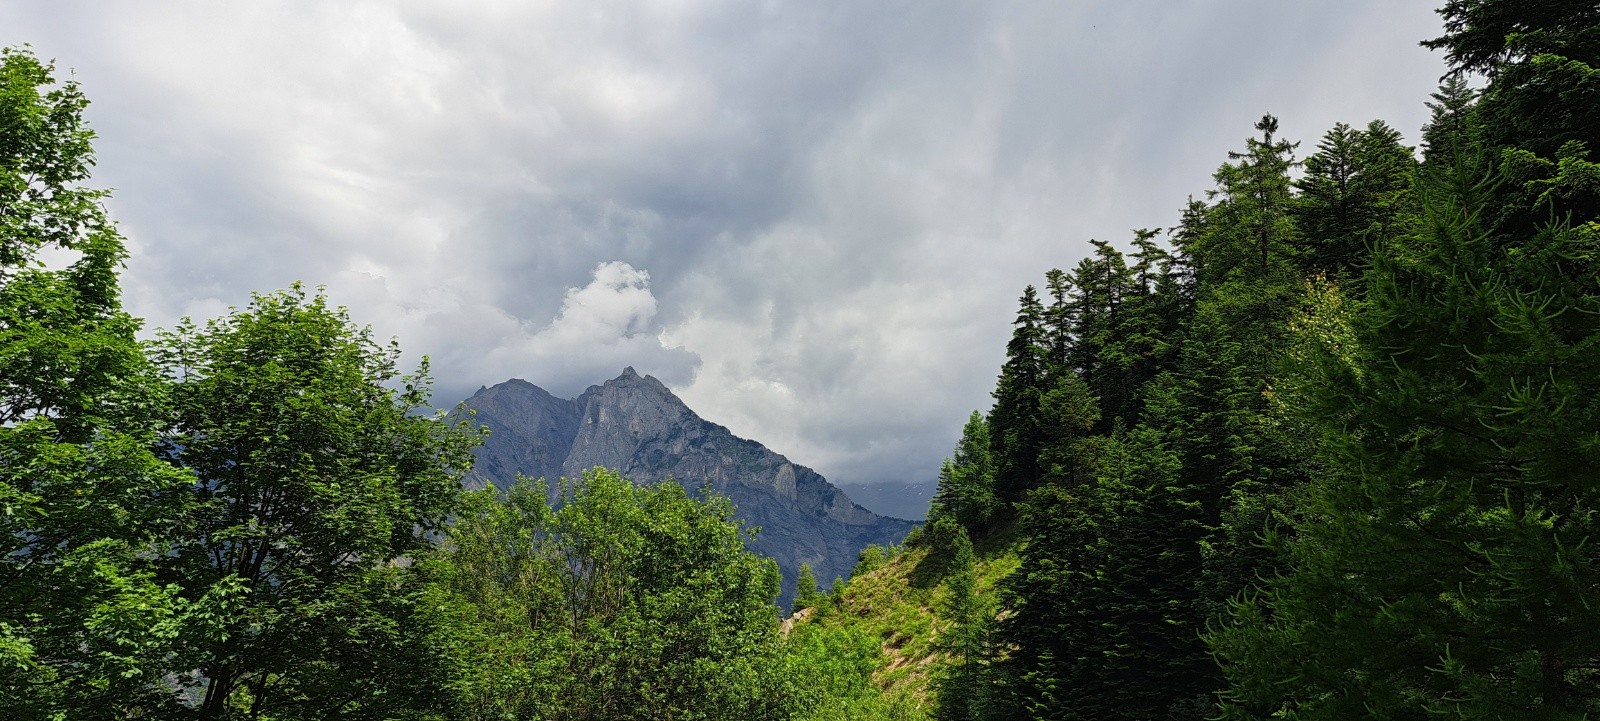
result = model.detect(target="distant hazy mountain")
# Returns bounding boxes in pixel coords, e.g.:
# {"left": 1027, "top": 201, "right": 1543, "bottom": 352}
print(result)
{"left": 459, "top": 368, "right": 919, "bottom": 606}
{"left": 837, "top": 480, "right": 936, "bottom": 522}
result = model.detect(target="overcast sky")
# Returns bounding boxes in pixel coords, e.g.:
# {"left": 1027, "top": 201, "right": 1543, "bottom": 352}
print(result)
{"left": 5, "top": 1, "right": 1447, "bottom": 488}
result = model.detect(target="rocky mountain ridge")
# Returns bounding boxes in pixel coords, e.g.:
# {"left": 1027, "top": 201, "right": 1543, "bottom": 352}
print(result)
{"left": 460, "top": 368, "right": 919, "bottom": 606}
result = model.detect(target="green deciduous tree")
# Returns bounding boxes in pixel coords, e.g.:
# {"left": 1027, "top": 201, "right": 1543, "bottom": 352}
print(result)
{"left": 151, "top": 285, "right": 480, "bottom": 719}
{"left": 0, "top": 46, "right": 206, "bottom": 719}
{"left": 782, "top": 622, "right": 920, "bottom": 721}
{"left": 429, "top": 469, "right": 792, "bottom": 721}
{"left": 794, "top": 562, "right": 823, "bottom": 614}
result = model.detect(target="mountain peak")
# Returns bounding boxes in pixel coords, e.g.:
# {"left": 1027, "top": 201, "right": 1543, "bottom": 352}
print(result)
{"left": 596, "top": 366, "right": 676, "bottom": 404}
{"left": 460, "top": 373, "right": 918, "bottom": 607}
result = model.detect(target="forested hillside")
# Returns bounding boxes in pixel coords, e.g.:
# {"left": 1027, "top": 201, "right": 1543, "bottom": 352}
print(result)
{"left": 3, "top": 0, "right": 1599, "bottom": 718}
{"left": 828, "top": 1, "right": 1600, "bottom": 718}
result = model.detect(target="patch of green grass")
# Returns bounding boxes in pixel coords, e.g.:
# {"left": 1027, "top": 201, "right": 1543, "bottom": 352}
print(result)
{"left": 788, "top": 528, "right": 1022, "bottom": 717}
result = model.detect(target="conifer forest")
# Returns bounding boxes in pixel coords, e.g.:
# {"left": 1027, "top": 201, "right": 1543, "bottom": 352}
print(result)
{"left": 3, "top": 1, "right": 1599, "bottom": 718}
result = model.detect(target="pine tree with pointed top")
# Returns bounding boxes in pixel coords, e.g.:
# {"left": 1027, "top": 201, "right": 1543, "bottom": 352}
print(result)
{"left": 930, "top": 411, "right": 999, "bottom": 533}
{"left": 1293, "top": 120, "right": 1418, "bottom": 283}
{"left": 1420, "top": 75, "right": 1481, "bottom": 170}
{"left": 990, "top": 286, "right": 1049, "bottom": 502}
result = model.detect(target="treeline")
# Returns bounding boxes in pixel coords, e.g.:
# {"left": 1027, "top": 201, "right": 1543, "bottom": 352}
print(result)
{"left": 926, "top": 1, "right": 1600, "bottom": 719}
{"left": 0, "top": 47, "right": 890, "bottom": 721}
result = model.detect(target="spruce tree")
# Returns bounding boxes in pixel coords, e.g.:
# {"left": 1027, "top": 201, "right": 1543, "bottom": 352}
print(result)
{"left": 981, "top": 117, "right": 1313, "bottom": 721}
{"left": 989, "top": 286, "right": 1048, "bottom": 502}
{"left": 930, "top": 411, "right": 1000, "bottom": 533}
{"left": 1203, "top": 115, "right": 1300, "bottom": 288}
{"left": 1067, "top": 240, "right": 1140, "bottom": 430}
{"left": 1212, "top": 150, "right": 1600, "bottom": 721}
{"left": 990, "top": 427, "right": 1217, "bottom": 721}
{"left": 933, "top": 526, "right": 983, "bottom": 721}
{"left": 1293, "top": 120, "right": 1418, "bottom": 283}
{"left": 1214, "top": 4, "right": 1600, "bottom": 714}
{"left": 1428, "top": 0, "right": 1600, "bottom": 229}
{"left": 1420, "top": 76, "right": 1481, "bottom": 170}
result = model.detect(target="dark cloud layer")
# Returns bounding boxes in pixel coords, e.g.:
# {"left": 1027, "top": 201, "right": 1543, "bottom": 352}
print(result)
{"left": 3, "top": 1, "right": 1446, "bottom": 485}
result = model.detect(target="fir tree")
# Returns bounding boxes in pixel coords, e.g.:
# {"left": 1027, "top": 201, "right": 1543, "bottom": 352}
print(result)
{"left": 933, "top": 526, "right": 983, "bottom": 721}
{"left": 1293, "top": 120, "right": 1418, "bottom": 283}
{"left": 1212, "top": 150, "right": 1600, "bottom": 721}
{"left": 989, "top": 286, "right": 1049, "bottom": 502}
{"left": 1420, "top": 75, "right": 1481, "bottom": 170}
{"left": 930, "top": 411, "right": 1000, "bottom": 533}
{"left": 1429, "top": 0, "right": 1600, "bottom": 229}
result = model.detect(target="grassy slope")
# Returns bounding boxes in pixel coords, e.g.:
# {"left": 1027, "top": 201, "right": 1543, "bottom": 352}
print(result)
{"left": 788, "top": 529, "right": 1022, "bottom": 718}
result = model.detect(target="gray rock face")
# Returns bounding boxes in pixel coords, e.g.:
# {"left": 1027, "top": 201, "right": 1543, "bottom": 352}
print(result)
{"left": 461, "top": 379, "right": 580, "bottom": 490}
{"left": 460, "top": 368, "right": 918, "bottom": 607}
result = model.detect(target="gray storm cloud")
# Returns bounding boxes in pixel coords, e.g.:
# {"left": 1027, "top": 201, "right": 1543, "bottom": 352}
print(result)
{"left": 3, "top": 0, "right": 1448, "bottom": 485}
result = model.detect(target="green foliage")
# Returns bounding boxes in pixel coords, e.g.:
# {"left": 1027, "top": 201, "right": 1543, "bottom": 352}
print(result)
{"left": 13, "top": 4, "right": 1600, "bottom": 717}
{"left": 931, "top": 526, "right": 982, "bottom": 721}
{"left": 1424, "top": 0, "right": 1600, "bottom": 79}
{"left": 1035, "top": 372, "right": 1101, "bottom": 487}
{"left": 988, "top": 286, "right": 1048, "bottom": 502}
{"left": 1192, "top": 114, "right": 1301, "bottom": 297}
{"left": 971, "top": 113, "right": 1325, "bottom": 721}
{"left": 794, "top": 562, "right": 823, "bottom": 614}
{"left": 786, "top": 522, "right": 1022, "bottom": 721}
{"left": 1294, "top": 120, "right": 1418, "bottom": 282}
{"left": 1429, "top": 0, "right": 1600, "bottom": 231}
{"left": 1063, "top": 236, "right": 1177, "bottom": 429}
{"left": 0, "top": 46, "right": 203, "bottom": 719}
{"left": 783, "top": 623, "right": 924, "bottom": 721}
{"left": 928, "top": 411, "right": 999, "bottom": 532}
{"left": 853, "top": 544, "right": 899, "bottom": 579}
{"left": 151, "top": 285, "right": 480, "bottom": 719}
{"left": 986, "top": 429, "right": 1219, "bottom": 721}
{"left": 1210, "top": 5, "right": 1600, "bottom": 717}
{"left": 1421, "top": 76, "right": 1482, "bottom": 170}
{"left": 428, "top": 469, "right": 791, "bottom": 721}
{"left": 1212, "top": 157, "right": 1600, "bottom": 721}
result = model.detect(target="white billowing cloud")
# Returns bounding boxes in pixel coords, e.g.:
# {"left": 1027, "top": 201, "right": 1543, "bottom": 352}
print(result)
{"left": 1, "top": 0, "right": 1450, "bottom": 488}
{"left": 324, "top": 259, "right": 696, "bottom": 400}
{"left": 479, "top": 260, "right": 697, "bottom": 395}
{"left": 542, "top": 261, "right": 659, "bottom": 343}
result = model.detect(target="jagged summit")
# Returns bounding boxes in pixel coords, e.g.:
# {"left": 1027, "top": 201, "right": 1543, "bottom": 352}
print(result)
{"left": 460, "top": 369, "right": 917, "bottom": 605}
